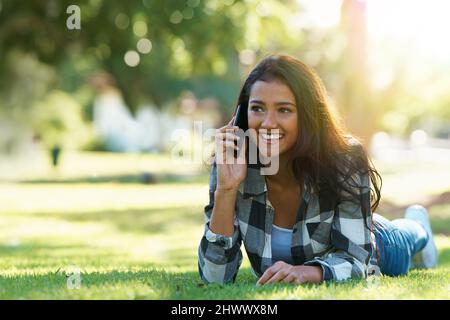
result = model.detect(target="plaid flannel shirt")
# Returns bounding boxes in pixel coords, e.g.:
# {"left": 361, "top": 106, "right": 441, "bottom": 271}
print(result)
{"left": 198, "top": 149, "right": 376, "bottom": 284}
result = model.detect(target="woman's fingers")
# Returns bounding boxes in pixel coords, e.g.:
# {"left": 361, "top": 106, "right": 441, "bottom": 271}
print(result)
{"left": 217, "top": 117, "right": 236, "bottom": 133}
{"left": 218, "top": 116, "right": 239, "bottom": 133}
{"left": 215, "top": 132, "right": 240, "bottom": 142}
{"left": 264, "top": 269, "right": 289, "bottom": 285}
{"left": 217, "top": 126, "right": 239, "bottom": 135}
{"left": 218, "top": 140, "right": 239, "bottom": 150}
{"left": 282, "top": 273, "right": 296, "bottom": 284}
{"left": 216, "top": 135, "right": 238, "bottom": 164}
{"left": 215, "top": 118, "right": 245, "bottom": 164}
{"left": 236, "top": 135, "right": 246, "bottom": 163}
{"left": 256, "top": 263, "right": 284, "bottom": 286}
{"left": 257, "top": 262, "right": 298, "bottom": 286}
{"left": 215, "top": 128, "right": 241, "bottom": 152}
{"left": 215, "top": 132, "right": 240, "bottom": 151}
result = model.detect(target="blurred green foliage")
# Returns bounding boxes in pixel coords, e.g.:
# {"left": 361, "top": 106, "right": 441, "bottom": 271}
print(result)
{"left": 31, "top": 91, "right": 94, "bottom": 150}
{"left": 0, "top": 0, "right": 306, "bottom": 111}
{"left": 0, "top": 0, "right": 310, "bottom": 151}
{"left": 0, "top": 0, "right": 449, "bottom": 152}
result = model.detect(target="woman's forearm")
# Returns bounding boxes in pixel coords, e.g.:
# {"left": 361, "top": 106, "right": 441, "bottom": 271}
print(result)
{"left": 209, "top": 188, "right": 238, "bottom": 237}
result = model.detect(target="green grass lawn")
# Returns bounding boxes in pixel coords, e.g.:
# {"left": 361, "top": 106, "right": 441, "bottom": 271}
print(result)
{"left": 0, "top": 152, "right": 450, "bottom": 299}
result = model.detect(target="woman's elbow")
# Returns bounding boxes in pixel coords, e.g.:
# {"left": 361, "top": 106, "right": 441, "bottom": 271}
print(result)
{"left": 198, "top": 264, "right": 229, "bottom": 284}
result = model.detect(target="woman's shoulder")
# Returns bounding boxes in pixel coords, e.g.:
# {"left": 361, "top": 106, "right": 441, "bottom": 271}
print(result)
{"left": 344, "top": 135, "right": 364, "bottom": 151}
{"left": 335, "top": 135, "right": 369, "bottom": 179}
{"left": 339, "top": 135, "right": 366, "bottom": 160}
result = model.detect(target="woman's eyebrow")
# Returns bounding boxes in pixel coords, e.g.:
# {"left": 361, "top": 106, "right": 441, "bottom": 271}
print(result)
{"left": 249, "top": 99, "right": 296, "bottom": 106}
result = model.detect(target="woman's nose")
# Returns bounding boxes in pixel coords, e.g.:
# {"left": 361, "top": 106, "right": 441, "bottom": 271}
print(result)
{"left": 261, "top": 111, "right": 278, "bottom": 129}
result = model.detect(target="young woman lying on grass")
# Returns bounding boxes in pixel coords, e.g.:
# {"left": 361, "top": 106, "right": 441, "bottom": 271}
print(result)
{"left": 198, "top": 54, "right": 438, "bottom": 285}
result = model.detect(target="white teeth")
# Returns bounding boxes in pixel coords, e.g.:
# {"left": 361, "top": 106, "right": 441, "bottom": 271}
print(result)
{"left": 261, "top": 133, "right": 283, "bottom": 140}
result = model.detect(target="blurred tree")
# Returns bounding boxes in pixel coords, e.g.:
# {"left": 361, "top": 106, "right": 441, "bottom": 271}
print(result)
{"left": 0, "top": 50, "right": 56, "bottom": 152}
{"left": 0, "top": 0, "right": 306, "bottom": 114}
{"left": 334, "top": 0, "right": 450, "bottom": 142}
{"left": 0, "top": 0, "right": 316, "bottom": 154}
{"left": 335, "top": 0, "right": 375, "bottom": 146}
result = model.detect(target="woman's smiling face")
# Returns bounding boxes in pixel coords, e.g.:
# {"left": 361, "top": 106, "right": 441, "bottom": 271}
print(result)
{"left": 247, "top": 80, "right": 299, "bottom": 158}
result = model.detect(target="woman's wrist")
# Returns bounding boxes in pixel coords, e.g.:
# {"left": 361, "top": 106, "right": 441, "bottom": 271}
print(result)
{"left": 215, "top": 186, "right": 239, "bottom": 195}
{"left": 210, "top": 187, "right": 238, "bottom": 238}
{"left": 295, "top": 265, "right": 323, "bottom": 283}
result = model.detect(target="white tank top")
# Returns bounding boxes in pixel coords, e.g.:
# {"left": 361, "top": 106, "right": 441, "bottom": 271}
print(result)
{"left": 271, "top": 224, "right": 294, "bottom": 264}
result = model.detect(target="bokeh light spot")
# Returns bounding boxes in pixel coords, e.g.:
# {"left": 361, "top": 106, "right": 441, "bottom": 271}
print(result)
{"left": 133, "top": 21, "right": 148, "bottom": 37}
{"left": 115, "top": 13, "right": 129, "bottom": 30}
{"left": 137, "top": 38, "right": 152, "bottom": 54}
{"left": 124, "top": 50, "right": 140, "bottom": 67}
{"left": 239, "top": 49, "right": 256, "bottom": 65}
{"left": 170, "top": 11, "right": 183, "bottom": 24}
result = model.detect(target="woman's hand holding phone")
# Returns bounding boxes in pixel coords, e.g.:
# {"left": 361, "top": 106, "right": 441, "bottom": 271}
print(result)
{"left": 215, "top": 116, "right": 247, "bottom": 192}
{"left": 209, "top": 116, "right": 247, "bottom": 237}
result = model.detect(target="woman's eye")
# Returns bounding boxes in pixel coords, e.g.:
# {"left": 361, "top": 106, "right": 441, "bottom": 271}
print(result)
{"left": 279, "top": 108, "right": 292, "bottom": 113}
{"left": 250, "top": 106, "right": 264, "bottom": 112}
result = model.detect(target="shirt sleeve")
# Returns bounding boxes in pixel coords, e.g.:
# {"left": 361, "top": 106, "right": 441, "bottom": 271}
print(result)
{"left": 198, "top": 162, "right": 243, "bottom": 284}
{"left": 304, "top": 168, "right": 373, "bottom": 282}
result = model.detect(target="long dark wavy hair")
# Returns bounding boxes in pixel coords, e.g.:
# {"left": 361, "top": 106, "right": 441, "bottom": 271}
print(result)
{"left": 235, "top": 54, "right": 382, "bottom": 227}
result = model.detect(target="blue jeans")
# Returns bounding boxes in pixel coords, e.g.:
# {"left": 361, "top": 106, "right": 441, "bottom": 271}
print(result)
{"left": 373, "top": 207, "right": 429, "bottom": 276}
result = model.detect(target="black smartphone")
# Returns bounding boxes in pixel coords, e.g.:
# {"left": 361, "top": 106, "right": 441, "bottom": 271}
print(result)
{"left": 232, "top": 103, "right": 248, "bottom": 158}
{"left": 233, "top": 103, "right": 248, "bottom": 131}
